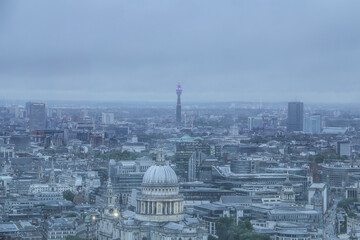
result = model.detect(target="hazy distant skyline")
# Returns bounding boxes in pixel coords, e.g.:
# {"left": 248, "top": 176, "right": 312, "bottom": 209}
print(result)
{"left": 1, "top": 0, "right": 360, "bottom": 103}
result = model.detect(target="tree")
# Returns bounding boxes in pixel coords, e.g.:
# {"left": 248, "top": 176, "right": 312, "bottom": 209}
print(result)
{"left": 65, "top": 213, "right": 78, "bottom": 218}
{"left": 338, "top": 198, "right": 357, "bottom": 221}
{"left": 94, "top": 150, "right": 142, "bottom": 161}
{"left": 63, "top": 190, "right": 75, "bottom": 202}
{"left": 216, "top": 217, "right": 233, "bottom": 240}
{"left": 215, "top": 217, "right": 270, "bottom": 240}
{"left": 338, "top": 198, "right": 357, "bottom": 209}
{"left": 208, "top": 236, "right": 217, "bottom": 240}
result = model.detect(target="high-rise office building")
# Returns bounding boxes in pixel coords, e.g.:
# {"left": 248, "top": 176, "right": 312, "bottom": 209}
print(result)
{"left": 176, "top": 83, "right": 182, "bottom": 123}
{"left": 248, "top": 117, "right": 264, "bottom": 131}
{"left": 337, "top": 141, "right": 351, "bottom": 157}
{"left": 25, "top": 101, "right": 31, "bottom": 118}
{"left": 287, "top": 102, "right": 304, "bottom": 132}
{"left": 102, "top": 113, "right": 115, "bottom": 125}
{"left": 176, "top": 141, "right": 221, "bottom": 181}
{"left": 303, "top": 114, "right": 321, "bottom": 134}
{"left": 188, "top": 150, "right": 207, "bottom": 182}
{"left": 29, "top": 103, "right": 46, "bottom": 131}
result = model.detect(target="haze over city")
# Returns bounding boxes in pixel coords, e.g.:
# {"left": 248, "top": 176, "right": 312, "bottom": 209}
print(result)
{"left": 1, "top": 0, "right": 360, "bottom": 103}
{"left": 2, "top": 2, "right": 360, "bottom": 240}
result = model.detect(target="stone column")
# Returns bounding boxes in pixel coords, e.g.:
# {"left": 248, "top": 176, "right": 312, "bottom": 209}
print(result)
{"left": 158, "top": 202, "right": 162, "bottom": 214}
{"left": 174, "top": 202, "right": 178, "bottom": 214}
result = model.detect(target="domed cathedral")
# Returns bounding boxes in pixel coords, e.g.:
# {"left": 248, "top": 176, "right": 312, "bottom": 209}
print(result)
{"left": 136, "top": 146, "right": 184, "bottom": 222}
{"left": 280, "top": 173, "right": 296, "bottom": 203}
{"left": 118, "top": 144, "right": 208, "bottom": 240}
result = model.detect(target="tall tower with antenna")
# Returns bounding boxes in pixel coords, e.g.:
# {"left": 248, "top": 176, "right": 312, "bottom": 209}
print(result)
{"left": 176, "top": 83, "right": 182, "bottom": 124}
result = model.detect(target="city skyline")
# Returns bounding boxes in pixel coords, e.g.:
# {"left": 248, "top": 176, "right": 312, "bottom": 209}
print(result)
{"left": 1, "top": 1, "right": 360, "bottom": 239}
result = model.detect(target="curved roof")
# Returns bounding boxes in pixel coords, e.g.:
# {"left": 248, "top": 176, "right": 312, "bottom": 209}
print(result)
{"left": 142, "top": 165, "right": 178, "bottom": 186}
{"left": 283, "top": 176, "right": 292, "bottom": 187}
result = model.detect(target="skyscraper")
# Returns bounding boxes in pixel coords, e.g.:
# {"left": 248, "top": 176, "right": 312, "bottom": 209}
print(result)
{"left": 303, "top": 114, "right": 321, "bottom": 134}
{"left": 101, "top": 112, "right": 115, "bottom": 125}
{"left": 176, "top": 83, "right": 182, "bottom": 123}
{"left": 175, "top": 140, "right": 221, "bottom": 181}
{"left": 248, "top": 116, "right": 264, "bottom": 131}
{"left": 29, "top": 103, "right": 46, "bottom": 131}
{"left": 25, "top": 101, "right": 31, "bottom": 118}
{"left": 287, "top": 102, "right": 304, "bottom": 132}
{"left": 337, "top": 141, "right": 351, "bottom": 157}
{"left": 188, "top": 150, "right": 207, "bottom": 182}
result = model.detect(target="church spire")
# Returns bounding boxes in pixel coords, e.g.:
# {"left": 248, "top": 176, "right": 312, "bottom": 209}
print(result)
{"left": 156, "top": 139, "right": 165, "bottom": 165}
{"left": 38, "top": 165, "right": 43, "bottom": 180}
{"left": 284, "top": 170, "right": 292, "bottom": 186}
{"left": 49, "top": 158, "right": 55, "bottom": 184}
{"left": 107, "top": 160, "right": 112, "bottom": 186}
{"left": 105, "top": 160, "right": 115, "bottom": 207}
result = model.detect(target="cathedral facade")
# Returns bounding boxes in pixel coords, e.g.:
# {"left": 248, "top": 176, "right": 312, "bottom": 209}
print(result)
{"left": 97, "top": 147, "right": 208, "bottom": 240}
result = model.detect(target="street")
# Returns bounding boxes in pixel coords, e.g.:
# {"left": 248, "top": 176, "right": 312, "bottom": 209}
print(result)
{"left": 324, "top": 198, "right": 341, "bottom": 240}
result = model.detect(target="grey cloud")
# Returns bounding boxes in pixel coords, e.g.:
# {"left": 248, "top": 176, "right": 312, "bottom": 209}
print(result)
{"left": 0, "top": 0, "right": 360, "bottom": 103}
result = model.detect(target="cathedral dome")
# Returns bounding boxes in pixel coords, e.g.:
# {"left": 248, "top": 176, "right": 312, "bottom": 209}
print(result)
{"left": 136, "top": 144, "right": 184, "bottom": 222}
{"left": 142, "top": 164, "right": 178, "bottom": 186}
{"left": 142, "top": 144, "right": 178, "bottom": 186}
{"left": 283, "top": 174, "right": 292, "bottom": 187}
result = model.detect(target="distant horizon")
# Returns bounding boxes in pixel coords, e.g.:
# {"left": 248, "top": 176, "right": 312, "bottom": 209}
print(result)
{"left": 1, "top": 98, "right": 360, "bottom": 108}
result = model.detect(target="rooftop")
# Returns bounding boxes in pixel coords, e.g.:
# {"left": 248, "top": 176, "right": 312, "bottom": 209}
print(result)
{"left": 0, "top": 222, "right": 19, "bottom": 232}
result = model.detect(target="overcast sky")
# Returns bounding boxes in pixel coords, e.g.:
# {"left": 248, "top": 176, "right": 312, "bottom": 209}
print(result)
{"left": 0, "top": 0, "right": 360, "bottom": 103}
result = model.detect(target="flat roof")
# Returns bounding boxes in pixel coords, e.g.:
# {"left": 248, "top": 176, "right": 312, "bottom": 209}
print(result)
{"left": 309, "top": 183, "right": 326, "bottom": 189}
{"left": 0, "top": 222, "right": 19, "bottom": 232}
